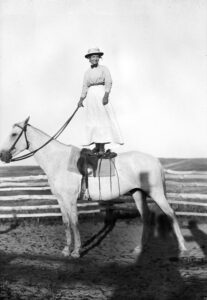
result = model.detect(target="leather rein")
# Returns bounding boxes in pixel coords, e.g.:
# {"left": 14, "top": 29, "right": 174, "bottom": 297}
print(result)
{"left": 11, "top": 107, "right": 80, "bottom": 162}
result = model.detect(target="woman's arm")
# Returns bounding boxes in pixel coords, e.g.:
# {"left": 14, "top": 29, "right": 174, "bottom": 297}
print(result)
{"left": 104, "top": 66, "right": 112, "bottom": 94}
{"left": 78, "top": 72, "right": 89, "bottom": 107}
{"left": 103, "top": 66, "right": 112, "bottom": 105}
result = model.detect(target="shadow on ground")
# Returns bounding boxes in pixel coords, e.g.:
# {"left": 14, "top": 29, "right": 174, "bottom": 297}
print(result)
{"left": 0, "top": 215, "right": 207, "bottom": 299}
{"left": 109, "top": 215, "right": 207, "bottom": 300}
{"left": 187, "top": 220, "right": 207, "bottom": 258}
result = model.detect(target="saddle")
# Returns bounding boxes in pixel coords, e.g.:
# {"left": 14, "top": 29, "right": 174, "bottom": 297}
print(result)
{"left": 77, "top": 148, "right": 117, "bottom": 200}
{"left": 77, "top": 148, "right": 99, "bottom": 178}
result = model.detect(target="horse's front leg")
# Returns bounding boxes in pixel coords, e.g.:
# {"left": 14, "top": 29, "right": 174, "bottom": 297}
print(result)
{"left": 50, "top": 186, "right": 72, "bottom": 256}
{"left": 61, "top": 210, "right": 72, "bottom": 257}
{"left": 61, "top": 190, "right": 81, "bottom": 258}
{"left": 70, "top": 202, "right": 81, "bottom": 258}
{"left": 60, "top": 210, "right": 81, "bottom": 258}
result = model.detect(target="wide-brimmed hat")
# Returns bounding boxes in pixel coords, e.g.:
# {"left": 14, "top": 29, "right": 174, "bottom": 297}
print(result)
{"left": 85, "top": 48, "right": 104, "bottom": 59}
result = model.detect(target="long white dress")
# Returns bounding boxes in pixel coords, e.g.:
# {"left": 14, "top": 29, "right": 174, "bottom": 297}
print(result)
{"left": 81, "top": 65, "right": 124, "bottom": 146}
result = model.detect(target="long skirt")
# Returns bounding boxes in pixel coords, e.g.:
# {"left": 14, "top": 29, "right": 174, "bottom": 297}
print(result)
{"left": 84, "top": 85, "right": 124, "bottom": 146}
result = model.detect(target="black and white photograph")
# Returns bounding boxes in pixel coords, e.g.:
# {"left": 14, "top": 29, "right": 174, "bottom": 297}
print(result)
{"left": 0, "top": 0, "right": 207, "bottom": 299}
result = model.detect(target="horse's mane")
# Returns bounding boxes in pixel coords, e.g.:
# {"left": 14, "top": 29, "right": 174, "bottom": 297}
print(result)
{"left": 29, "top": 124, "right": 71, "bottom": 147}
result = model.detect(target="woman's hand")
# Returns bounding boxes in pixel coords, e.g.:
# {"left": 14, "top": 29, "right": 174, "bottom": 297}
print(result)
{"left": 102, "top": 92, "right": 109, "bottom": 105}
{"left": 78, "top": 98, "right": 84, "bottom": 107}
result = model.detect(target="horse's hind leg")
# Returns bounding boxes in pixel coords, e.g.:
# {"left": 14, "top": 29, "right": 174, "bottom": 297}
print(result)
{"left": 132, "top": 190, "right": 154, "bottom": 252}
{"left": 149, "top": 188, "right": 186, "bottom": 252}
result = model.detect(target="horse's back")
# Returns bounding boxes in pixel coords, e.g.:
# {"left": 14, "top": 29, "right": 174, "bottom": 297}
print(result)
{"left": 116, "top": 150, "right": 164, "bottom": 190}
{"left": 117, "top": 150, "right": 162, "bottom": 171}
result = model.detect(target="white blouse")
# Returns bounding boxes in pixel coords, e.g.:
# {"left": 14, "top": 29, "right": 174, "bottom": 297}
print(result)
{"left": 81, "top": 65, "right": 112, "bottom": 99}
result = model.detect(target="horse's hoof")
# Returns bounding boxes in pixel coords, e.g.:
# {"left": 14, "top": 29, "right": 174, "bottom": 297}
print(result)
{"left": 133, "top": 245, "right": 142, "bottom": 254}
{"left": 62, "top": 247, "right": 70, "bottom": 257}
{"left": 179, "top": 249, "right": 188, "bottom": 257}
{"left": 71, "top": 251, "right": 80, "bottom": 258}
{"left": 178, "top": 245, "right": 188, "bottom": 257}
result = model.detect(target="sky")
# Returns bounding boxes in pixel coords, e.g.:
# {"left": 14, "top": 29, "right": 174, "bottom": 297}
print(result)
{"left": 0, "top": 0, "right": 207, "bottom": 165}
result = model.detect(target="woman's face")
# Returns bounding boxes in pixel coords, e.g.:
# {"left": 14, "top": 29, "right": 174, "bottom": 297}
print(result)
{"left": 89, "top": 54, "right": 100, "bottom": 65}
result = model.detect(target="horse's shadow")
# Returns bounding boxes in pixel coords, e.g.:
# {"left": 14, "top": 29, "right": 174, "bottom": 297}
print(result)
{"left": 0, "top": 218, "right": 20, "bottom": 234}
{"left": 80, "top": 213, "right": 206, "bottom": 299}
{"left": 108, "top": 214, "right": 185, "bottom": 300}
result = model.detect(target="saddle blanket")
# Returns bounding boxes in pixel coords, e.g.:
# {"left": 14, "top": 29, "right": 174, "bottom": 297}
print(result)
{"left": 67, "top": 145, "right": 81, "bottom": 174}
{"left": 67, "top": 146, "right": 116, "bottom": 177}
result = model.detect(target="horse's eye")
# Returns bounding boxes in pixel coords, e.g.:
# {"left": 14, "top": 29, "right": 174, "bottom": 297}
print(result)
{"left": 11, "top": 133, "right": 17, "bottom": 137}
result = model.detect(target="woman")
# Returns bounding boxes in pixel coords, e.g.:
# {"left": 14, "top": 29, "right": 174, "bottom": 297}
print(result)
{"left": 78, "top": 48, "right": 123, "bottom": 155}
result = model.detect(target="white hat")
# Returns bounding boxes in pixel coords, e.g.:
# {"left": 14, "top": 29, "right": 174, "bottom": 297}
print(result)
{"left": 85, "top": 48, "right": 104, "bottom": 59}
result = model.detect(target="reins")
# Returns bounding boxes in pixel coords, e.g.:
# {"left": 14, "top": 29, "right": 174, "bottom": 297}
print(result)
{"left": 11, "top": 106, "right": 80, "bottom": 162}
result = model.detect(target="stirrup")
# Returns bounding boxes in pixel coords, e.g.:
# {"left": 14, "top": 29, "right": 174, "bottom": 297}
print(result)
{"left": 79, "top": 188, "right": 91, "bottom": 201}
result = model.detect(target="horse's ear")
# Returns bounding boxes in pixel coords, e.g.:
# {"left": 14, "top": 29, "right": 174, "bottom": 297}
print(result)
{"left": 25, "top": 116, "right": 30, "bottom": 124}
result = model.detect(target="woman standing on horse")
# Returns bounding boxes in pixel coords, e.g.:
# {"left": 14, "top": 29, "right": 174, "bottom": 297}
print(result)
{"left": 78, "top": 48, "right": 123, "bottom": 155}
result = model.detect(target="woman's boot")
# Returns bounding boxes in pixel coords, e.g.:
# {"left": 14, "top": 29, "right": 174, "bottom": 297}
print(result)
{"left": 92, "top": 143, "right": 100, "bottom": 154}
{"left": 98, "top": 143, "right": 105, "bottom": 155}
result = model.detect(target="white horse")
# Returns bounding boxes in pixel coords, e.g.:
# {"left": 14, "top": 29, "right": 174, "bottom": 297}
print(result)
{"left": 0, "top": 118, "right": 186, "bottom": 257}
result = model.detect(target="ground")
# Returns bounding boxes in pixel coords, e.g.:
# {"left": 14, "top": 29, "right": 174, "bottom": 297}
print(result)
{"left": 0, "top": 160, "right": 207, "bottom": 299}
{"left": 0, "top": 216, "right": 207, "bottom": 300}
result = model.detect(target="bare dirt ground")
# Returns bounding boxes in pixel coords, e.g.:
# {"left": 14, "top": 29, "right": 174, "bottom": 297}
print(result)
{"left": 0, "top": 216, "right": 207, "bottom": 300}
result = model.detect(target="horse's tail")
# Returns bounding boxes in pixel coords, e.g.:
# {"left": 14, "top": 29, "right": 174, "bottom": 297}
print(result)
{"left": 161, "top": 166, "right": 167, "bottom": 197}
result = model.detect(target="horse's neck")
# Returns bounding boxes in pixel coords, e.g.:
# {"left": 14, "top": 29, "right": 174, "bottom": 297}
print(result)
{"left": 27, "top": 125, "right": 69, "bottom": 176}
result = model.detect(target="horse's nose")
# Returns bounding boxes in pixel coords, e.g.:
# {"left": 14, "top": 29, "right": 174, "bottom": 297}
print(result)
{"left": 0, "top": 151, "right": 4, "bottom": 162}
{"left": 0, "top": 151, "right": 12, "bottom": 163}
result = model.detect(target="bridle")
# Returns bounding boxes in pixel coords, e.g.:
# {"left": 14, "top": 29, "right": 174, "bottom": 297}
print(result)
{"left": 9, "top": 117, "right": 30, "bottom": 156}
{"left": 9, "top": 106, "right": 80, "bottom": 162}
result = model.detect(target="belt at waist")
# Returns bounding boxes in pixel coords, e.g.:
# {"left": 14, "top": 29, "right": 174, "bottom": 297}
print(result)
{"left": 89, "top": 82, "right": 104, "bottom": 87}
